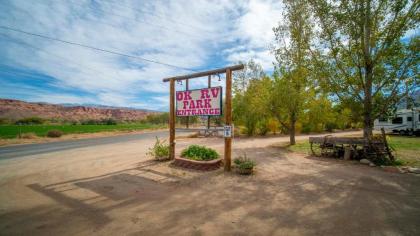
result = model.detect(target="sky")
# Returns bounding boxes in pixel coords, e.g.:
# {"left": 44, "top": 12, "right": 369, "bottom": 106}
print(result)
{"left": 0, "top": 0, "right": 284, "bottom": 111}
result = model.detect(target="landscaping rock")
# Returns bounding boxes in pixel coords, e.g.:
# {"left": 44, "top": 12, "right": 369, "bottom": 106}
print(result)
{"left": 360, "top": 159, "right": 371, "bottom": 165}
{"left": 407, "top": 167, "right": 420, "bottom": 174}
{"left": 381, "top": 166, "right": 403, "bottom": 174}
{"left": 369, "top": 163, "right": 376, "bottom": 167}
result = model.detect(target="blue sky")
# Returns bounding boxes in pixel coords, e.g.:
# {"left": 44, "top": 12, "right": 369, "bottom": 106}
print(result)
{"left": 0, "top": 0, "right": 283, "bottom": 111}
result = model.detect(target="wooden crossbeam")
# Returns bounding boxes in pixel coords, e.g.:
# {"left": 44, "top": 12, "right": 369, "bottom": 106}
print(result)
{"left": 162, "top": 64, "right": 244, "bottom": 82}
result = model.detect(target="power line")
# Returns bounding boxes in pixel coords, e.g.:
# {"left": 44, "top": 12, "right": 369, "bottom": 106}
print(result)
{"left": 0, "top": 25, "right": 198, "bottom": 72}
{"left": 0, "top": 33, "right": 118, "bottom": 78}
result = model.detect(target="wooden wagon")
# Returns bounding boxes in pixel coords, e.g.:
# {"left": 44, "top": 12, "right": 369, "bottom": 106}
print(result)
{"left": 308, "top": 133, "right": 393, "bottom": 161}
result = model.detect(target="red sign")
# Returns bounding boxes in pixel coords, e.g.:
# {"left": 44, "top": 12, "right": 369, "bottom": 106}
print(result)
{"left": 176, "top": 86, "right": 222, "bottom": 116}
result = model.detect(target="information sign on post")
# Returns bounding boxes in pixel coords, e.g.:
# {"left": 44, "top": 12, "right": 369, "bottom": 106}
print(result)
{"left": 224, "top": 125, "right": 232, "bottom": 138}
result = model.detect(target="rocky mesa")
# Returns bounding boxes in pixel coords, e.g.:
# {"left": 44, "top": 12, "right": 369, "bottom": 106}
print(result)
{"left": 0, "top": 99, "right": 158, "bottom": 122}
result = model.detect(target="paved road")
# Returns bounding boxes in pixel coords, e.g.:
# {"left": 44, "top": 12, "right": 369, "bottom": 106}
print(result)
{"left": 0, "top": 130, "right": 170, "bottom": 159}
{"left": 0, "top": 130, "right": 362, "bottom": 160}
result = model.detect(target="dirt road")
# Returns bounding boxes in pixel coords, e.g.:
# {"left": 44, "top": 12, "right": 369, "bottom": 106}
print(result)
{"left": 0, "top": 131, "right": 419, "bottom": 235}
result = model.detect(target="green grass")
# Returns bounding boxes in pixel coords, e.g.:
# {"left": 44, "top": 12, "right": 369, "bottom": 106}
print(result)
{"left": 0, "top": 123, "right": 166, "bottom": 139}
{"left": 277, "top": 136, "right": 420, "bottom": 167}
{"left": 287, "top": 142, "right": 312, "bottom": 154}
{"left": 388, "top": 136, "right": 420, "bottom": 167}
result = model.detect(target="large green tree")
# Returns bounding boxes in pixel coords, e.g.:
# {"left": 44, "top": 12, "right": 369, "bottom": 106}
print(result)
{"left": 309, "top": 0, "right": 419, "bottom": 140}
{"left": 233, "top": 60, "right": 269, "bottom": 135}
{"left": 272, "top": 0, "right": 315, "bottom": 144}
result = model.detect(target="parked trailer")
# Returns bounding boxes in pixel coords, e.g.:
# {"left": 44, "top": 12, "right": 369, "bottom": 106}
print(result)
{"left": 374, "top": 108, "right": 420, "bottom": 135}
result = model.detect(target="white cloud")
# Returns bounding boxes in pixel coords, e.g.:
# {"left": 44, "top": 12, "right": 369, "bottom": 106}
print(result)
{"left": 224, "top": 0, "right": 283, "bottom": 70}
{"left": 0, "top": 0, "right": 283, "bottom": 109}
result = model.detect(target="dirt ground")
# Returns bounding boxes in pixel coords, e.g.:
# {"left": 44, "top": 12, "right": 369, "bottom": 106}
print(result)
{"left": 0, "top": 132, "right": 419, "bottom": 236}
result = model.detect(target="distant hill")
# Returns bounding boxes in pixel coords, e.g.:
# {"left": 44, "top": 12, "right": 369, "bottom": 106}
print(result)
{"left": 0, "top": 99, "right": 159, "bottom": 122}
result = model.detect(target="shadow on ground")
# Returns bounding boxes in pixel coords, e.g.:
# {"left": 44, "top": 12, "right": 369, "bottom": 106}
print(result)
{"left": 1, "top": 147, "right": 419, "bottom": 235}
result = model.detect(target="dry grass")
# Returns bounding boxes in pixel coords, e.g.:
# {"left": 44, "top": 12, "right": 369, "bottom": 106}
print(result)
{"left": 18, "top": 132, "right": 38, "bottom": 139}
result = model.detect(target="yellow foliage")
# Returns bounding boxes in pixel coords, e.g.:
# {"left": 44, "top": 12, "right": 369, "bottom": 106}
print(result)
{"left": 267, "top": 118, "right": 279, "bottom": 134}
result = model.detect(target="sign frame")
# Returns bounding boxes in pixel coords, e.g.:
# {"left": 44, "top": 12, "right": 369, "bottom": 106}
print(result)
{"left": 162, "top": 64, "right": 244, "bottom": 172}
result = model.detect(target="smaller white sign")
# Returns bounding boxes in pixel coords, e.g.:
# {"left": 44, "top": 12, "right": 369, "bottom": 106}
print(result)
{"left": 224, "top": 125, "right": 232, "bottom": 138}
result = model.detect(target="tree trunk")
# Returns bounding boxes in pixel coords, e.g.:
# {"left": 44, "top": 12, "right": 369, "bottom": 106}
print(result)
{"left": 362, "top": 0, "right": 373, "bottom": 142}
{"left": 290, "top": 118, "right": 296, "bottom": 145}
{"left": 363, "top": 68, "right": 373, "bottom": 141}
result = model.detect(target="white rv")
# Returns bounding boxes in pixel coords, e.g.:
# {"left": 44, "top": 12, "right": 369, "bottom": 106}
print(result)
{"left": 374, "top": 108, "right": 420, "bottom": 135}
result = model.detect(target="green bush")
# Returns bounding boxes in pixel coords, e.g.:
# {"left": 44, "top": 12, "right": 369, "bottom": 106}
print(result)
{"left": 102, "top": 118, "right": 117, "bottom": 125}
{"left": 15, "top": 117, "right": 44, "bottom": 125}
{"left": 47, "top": 130, "right": 63, "bottom": 138}
{"left": 234, "top": 154, "right": 256, "bottom": 169}
{"left": 81, "top": 118, "right": 118, "bottom": 125}
{"left": 147, "top": 137, "right": 170, "bottom": 160}
{"left": 181, "top": 145, "right": 219, "bottom": 161}
{"left": 257, "top": 119, "right": 269, "bottom": 135}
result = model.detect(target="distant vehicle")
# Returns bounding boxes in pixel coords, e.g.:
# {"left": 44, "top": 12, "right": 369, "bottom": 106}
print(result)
{"left": 374, "top": 108, "right": 420, "bottom": 136}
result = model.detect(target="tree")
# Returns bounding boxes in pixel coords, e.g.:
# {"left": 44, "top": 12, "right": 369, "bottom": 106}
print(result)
{"left": 309, "top": 0, "right": 419, "bottom": 140}
{"left": 233, "top": 60, "right": 269, "bottom": 135}
{"left": 272, "top": 0, "right": 315, "bottom": 144}
{"left": 233, "top": 59, "right": 265, "bottom": 94}
{"left": 303, "top": 94, "right": 335, "bottom": 132}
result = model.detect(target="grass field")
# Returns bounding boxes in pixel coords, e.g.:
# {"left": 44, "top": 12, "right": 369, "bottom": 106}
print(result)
{"left": 0, "top": 123, "right": 166, "bottom": 139}
{"left": 277, "top": 136, "right": 420, "bottom": 167}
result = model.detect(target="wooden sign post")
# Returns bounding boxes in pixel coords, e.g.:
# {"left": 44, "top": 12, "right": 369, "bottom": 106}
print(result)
{"left": 169, "top": 79, "right": 175, "bottom": 160}
{"left": 224, "top": 68, "right": 232, "bottom": 171}
{"left": 163, "top": 64, "right": 244, "bottom": 171}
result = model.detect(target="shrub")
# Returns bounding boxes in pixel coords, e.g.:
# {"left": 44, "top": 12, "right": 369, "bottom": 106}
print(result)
{"left": 47, "top": 130, "right": 63, "bottom": 138}
{"left": 325, "top": 122, "right": 336, "bottom": 132}
{"left": 19, "top": 132, "right": 38, "bottom": 139}
{"left": 81, "top": 118, "right": 118, "bottom": 125}
{"left": 267, "top": 118, "right": 279, "bottom": 134}
{"left": 81, "top": 119, "right": 99, "bottom": 125}
{"left": 102, "top": 118, "right": 117, "bottom": 125}
{"left": 0, "top": 117, "right": 10, "bottom": 125}
{"left": 15, "top": 117, "right": 44, "bottom": 125}
{"left": 234, "top": 154, "right": 256, "bottom": 169}
{"left": 257, "top": 119, "right": 269, "bottom": 135}
{"left": 181, "top": 145, "right": 219, "bottom": 161}
{"left": 147, "top": 137, "right": 170, "bottom": 160}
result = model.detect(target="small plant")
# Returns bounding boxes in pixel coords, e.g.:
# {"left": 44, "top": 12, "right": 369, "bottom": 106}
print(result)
{"left": 47, "top": 130, "right": 63, "bottom": 138}
{"left": 234, "top": 154, "right": 256, "bottom": 175}
{"left": 181, "top": 145, "right": 219, "bottom": 161}
{"left": 147, "top": 137, "right": 170, "bottom": 161}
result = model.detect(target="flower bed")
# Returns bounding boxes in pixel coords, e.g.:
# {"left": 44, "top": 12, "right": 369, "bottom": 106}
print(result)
{"left": 173, "top": 156, "right": 222, "bottom": 171}
{"left": 173, "top": 145, "right": 222, "bottom": 171}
